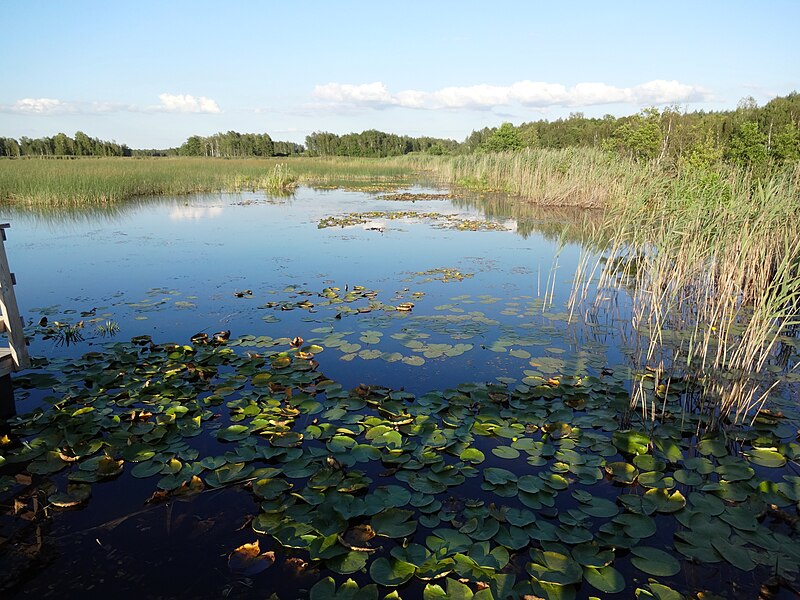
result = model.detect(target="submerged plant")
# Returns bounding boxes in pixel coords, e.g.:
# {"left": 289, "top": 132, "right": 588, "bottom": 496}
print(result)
{"left": 95, "top": 320, "right": 120, "bottom": 337}
{"left": 40, "top": 320, "right": 85, "bottom": 347}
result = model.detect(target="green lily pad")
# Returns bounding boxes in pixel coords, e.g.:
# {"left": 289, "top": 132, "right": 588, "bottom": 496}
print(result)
{"left": 492, "top": 446, "right": 520, "bottom": 459}
{"left": 217, "top": 424, "right": 250, "bottom": 442}
{"left": 710, "top": 537, "right": 756, "bottom": 571}
{"left": 459, "top": 447, "right": 485, "bottom": 464}
{"left": 369, "top": 557, "right": 416, "bottom": 586}
{"left": 528, "top": 551, "right": 583, "bottom": 585}
{"left": 744, "top": 447, "right": 786, "bottom": 468}
{"left": 582, "top": 565, "right": 625, "bottom": 593}
{"left": 612, "top": 430, "right": 650, "bottom": 455}
{"left": 327, "top": 551, "right": 370, "bottom": 575}
{"left": 630, "top": 546, "right": 681, "bottom": 576}
{"left": 310, "top": 577, "right": 377, "bottom": 600}
{"left": 372, "top": 508, "right": 417, "bottom": 538}
{"left": 605, "top": 461, "right": 638, "bottom": 484}
{"left": 571, "top": 543, "right": 614, "bottom": 568}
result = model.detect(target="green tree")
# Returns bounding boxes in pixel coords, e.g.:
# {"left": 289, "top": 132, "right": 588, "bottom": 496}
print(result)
{"left": 771, "top": 123, "right": 800, "bottom": 163}
{"left": 480, "top": 123, "right": 523, "bottom": 152}
{"left": 53, "top": 132, "right": 75, "bottom": 156}
{"left": 605, "top": 108, "right": 663, "bottom": 161}
{"left": 727, "top": 121, "right": 768, "bottom": 166}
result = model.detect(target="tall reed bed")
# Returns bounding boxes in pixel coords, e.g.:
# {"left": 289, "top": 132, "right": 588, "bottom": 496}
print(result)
{"left": 572, "top": 164, "right": 800, "bottom": 429}
{"left": 404, "top": 148, "right": 652, "bottom": 209}
{"left": 0, "top": 157, "right": 412, "bottom": 207}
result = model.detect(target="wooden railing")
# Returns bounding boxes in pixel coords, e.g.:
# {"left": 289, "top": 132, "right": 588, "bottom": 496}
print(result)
{"left": 0, "top": 224, "right": 28, "bottom": 417}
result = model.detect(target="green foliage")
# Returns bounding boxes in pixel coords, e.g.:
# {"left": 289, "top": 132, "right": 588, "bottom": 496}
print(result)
{"left": 678, "top": 130, "right": 724, "bottom": 174}
{"left": 771, "top": 123, "right": 800, "bottom": 163}
{"left": 178, "top": 130, "right": 276, "bottom": 158}
{"left": 480, "top": 123, "right": 524, "bottom": 152}
{"left": 0, "top": 131, "right": 130, "bottom": 157}
{"left": 604, "top": 108, "right": 664, "bottom": 161}
{"left": 726, "top": 121, "right": 768, "bottom": 166}
{"left": 305, "top": 129, "right": 458, "bottom": 157}
{"left": 462, "top": 92, "right": 800, "bottom": 170}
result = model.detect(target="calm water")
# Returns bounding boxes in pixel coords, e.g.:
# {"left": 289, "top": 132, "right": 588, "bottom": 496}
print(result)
{"left": 1, "top": 187, "right": 796, "bottom": 600}
{"left": 4, "top": 187, "right": 618, "bottom": 393}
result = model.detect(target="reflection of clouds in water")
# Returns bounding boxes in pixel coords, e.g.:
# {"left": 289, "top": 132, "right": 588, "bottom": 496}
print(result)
{"left": 169, "top": 205, "right": 224, "bottom": 221}
{"left": 362, "top": 220, "right": 386, "bottom": 231}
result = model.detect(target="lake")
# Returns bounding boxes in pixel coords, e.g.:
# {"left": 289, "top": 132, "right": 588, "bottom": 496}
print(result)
{"left": 0, "top": 186, "right": 797, "bottom": 599}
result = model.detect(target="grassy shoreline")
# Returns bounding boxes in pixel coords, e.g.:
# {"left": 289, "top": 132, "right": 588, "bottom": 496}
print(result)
{"left": 0, "top": 156, "right": 413, "bottom": 207}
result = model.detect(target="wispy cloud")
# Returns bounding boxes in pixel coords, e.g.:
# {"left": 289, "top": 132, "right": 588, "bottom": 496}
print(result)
{"left": 313, "top": 79, "right": 712, "bottom": 111}
{"left": 0, "top": 93, "right": 222, "bottom": 115}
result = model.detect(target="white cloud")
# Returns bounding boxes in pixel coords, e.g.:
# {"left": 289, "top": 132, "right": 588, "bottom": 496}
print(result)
{"left": 312, "top": 82, "right": 394, "bottom": 106}
{"left": 9, "top": 98, "right": 68, "bottom": 114}
{"left": 0, "top": 94, "right": 222, "bottom": 115}
{"left": 432, "top": 84, "right": 511, "bottom": 109}
{"left": 629, "top": 80, "right": 703, "bottom": 104}
{"left": 312, "top": 79, "right": 711, "bottom": 111}
{"left": 156, "top": 93, "right": 221, "bottom": 114}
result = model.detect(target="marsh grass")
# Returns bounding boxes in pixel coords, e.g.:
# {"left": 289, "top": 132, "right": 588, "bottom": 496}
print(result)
{"left": 0, "top": 156, "right": 411, "bottom": 207}
{"left": 403, "top": 147, "right": 653, "bottom": 209}
{"left": 572, "top": 164, "right": 800, "bottom": 429}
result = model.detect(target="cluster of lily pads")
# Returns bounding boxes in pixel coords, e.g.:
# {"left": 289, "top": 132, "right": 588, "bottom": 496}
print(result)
{"left": 242, "top": 284, "right": 603, "bottom": 376}
{"left": 2, "top": 335, "right": 799, "bottom": 599}
{"left": 317, "top": 211, "right": 508, "bottom": 232}
{"left": 378, "top": 193, "right": 456, "bottom": 202}
{"left": 405, "top": 268, "right": 474, "bottom": 284}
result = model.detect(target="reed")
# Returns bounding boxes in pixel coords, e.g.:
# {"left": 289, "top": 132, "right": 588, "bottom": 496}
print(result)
{"left": 0, "top": 156, "right": 412, "bottom": 207}
{"left": 402, "top": 147, "right": 654, "bottom": 209}
{"left": 572, "top": 163, "right": 800, "bottom": 429}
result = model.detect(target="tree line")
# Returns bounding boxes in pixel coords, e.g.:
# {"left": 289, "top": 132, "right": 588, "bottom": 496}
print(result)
{"left": 304, "top": 129, "right": 460, "bottom": 157}
{"left": 0, "top": 131, "right": 131, "bottom": 157}
{"left": 0, "top": 130, "right": 303, "bottom": 159}
{"left": 174, "top": 131, "right": 303, "bottom": 158}
{"left": 463, "top": 93, "right": 800, "bottom": 170}
{"left": 2, "top": 92, "right": 797, "bottom": 167}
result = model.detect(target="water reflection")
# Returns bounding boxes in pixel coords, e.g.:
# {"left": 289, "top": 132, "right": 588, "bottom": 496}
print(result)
{"left": 450, "top": 191, "right": 603, "bottom": 243}
{"left": 168, "top": 205, "right": 224, "bottom": 221}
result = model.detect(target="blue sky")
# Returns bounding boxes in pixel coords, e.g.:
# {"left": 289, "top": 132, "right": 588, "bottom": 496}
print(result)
{"left": 1, "top": 1, "right": 798, "bottom": 148}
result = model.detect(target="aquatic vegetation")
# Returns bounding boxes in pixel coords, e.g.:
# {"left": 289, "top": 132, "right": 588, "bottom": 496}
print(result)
{"left": 378, "top": 192, "right": 456, "bottom": 202}
{"left": 317, "top": 211, "right": 508, "bottom": 231}
{"left": 3, "top": 337, "right": 799, "bottom": 599}
{"left": 406, "top": 268, "right": 474, "bottom": 283}
{"left": 94, "top": 320, "right": 120, "bottom": 337}
{"left": 38, "top": 319, "right": 85, "bottom": 346}
{"left": 231, "top": 163, "right": 298, "bottom": 194}
{"left": 402, "top": 147, "right": 652, "bottom": 209}
{"left": 572, "top": 166, "right": 800, "bottom": 429}
{"left": 4, "top": 178, "right": 799, "bottom": 598}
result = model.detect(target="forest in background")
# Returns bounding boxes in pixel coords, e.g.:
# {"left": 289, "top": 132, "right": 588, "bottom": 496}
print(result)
{"left": 1, "top": 92, "right": 798, "bottom": 170}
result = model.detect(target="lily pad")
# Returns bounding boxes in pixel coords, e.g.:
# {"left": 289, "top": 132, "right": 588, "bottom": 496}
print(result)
{"left": 630, "top": 546, "right": 681, "bottom": 576}
{"left": 227, "top": 540, "right": 275, "bottom": 575}
{"left": 369, "top": 557, "right": 416, "bottom": 586}
{"left": 583, "top": 565, "right": 625, "bottom": 594}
